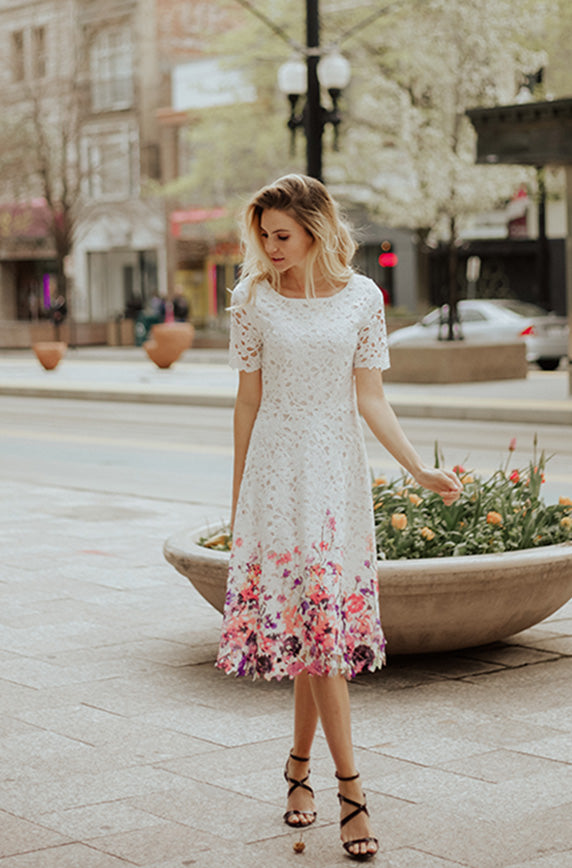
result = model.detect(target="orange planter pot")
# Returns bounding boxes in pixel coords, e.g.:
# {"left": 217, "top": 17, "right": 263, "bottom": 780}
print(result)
{"left": 32, "top": 342, "right": 67, "bottom": 371}
{"left": 144, "top": 323, "right": 194, "bottom": 369}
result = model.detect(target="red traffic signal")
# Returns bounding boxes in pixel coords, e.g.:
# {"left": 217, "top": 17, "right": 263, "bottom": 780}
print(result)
{"left": 378, "top": 251, "right": 398, "bottom": 267}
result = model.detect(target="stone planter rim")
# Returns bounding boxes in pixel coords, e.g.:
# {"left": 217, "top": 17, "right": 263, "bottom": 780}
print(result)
{"left": 164, "top": 523, "right": 572, "bottom": 591}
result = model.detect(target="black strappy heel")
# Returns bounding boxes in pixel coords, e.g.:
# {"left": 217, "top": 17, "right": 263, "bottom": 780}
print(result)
{"left": 336, "top": 771, "right": 378, "bottom": 861}
{"left": 283, "top": 751, "right": 317, "bottom": 827}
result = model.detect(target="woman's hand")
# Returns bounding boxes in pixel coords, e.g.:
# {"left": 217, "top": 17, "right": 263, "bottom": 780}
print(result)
{"left": 415, "top": 467, "right": 463, "bottom": 505}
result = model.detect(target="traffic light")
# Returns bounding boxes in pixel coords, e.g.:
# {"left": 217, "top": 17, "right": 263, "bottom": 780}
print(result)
{"left": 378, "top": 240, "right": 398, "bottom": 268}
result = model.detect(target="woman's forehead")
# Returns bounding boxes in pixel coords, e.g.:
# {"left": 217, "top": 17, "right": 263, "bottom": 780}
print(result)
{"left": 260, "top": 209, "right": 299, "bottom": 232}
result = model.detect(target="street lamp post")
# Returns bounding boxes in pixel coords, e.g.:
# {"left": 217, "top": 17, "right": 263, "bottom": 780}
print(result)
{"left": 277, "top": 0, "right": 351, "bottom": 182}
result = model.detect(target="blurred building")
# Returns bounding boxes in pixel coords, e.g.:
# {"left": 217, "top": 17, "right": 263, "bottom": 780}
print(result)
{"left": 0, "top": 0, "right": 239, "bottom": 347}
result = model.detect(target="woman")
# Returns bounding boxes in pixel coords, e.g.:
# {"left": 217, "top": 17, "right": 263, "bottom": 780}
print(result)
{"left": 216, "top": 175, "right": 461, "bottom": 861}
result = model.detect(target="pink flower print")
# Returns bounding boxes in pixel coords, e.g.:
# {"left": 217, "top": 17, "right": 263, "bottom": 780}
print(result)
{"left": 309, "top": 564, "right": 326, "bottom": 582}
{"left": 319, "top": 540, "right": 329, "bottom": 551}
{"left": 309, "top": 584, "right": 330, "bottom": 606}
{"left": 293, "top": 545, "right": 301, "bottom": 556}
{"left": 276, "top": 551, "right": 292, "bottom": 566}
{"left": 345, "top": 593, "right": 366, "bottom": 614}
{"left": 328, "top": 514, "right": 336, "bottom": 531}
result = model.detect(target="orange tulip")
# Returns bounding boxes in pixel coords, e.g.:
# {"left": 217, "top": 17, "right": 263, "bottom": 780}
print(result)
{"left": 421, "top": 526, "right": 435, "bottom": 540}
{"left": 391, "top": 513, "right": 408, "bottom": 531}
{"left": 486, "top": 511, "right": 503, "bottom": 526}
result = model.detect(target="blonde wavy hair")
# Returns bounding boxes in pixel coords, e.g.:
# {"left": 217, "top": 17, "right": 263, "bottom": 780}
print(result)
{"left": 238, "top": 174, "right": 356, "bottom": 301}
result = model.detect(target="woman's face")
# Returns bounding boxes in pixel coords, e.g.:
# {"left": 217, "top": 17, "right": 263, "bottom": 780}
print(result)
{"left": 259, "top": 209, "right": 313, "bottom": 274}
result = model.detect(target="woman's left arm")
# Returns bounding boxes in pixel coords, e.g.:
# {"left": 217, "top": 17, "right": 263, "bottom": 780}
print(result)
{"left": 355, "top": 367, "right": 462, "bottom": 505}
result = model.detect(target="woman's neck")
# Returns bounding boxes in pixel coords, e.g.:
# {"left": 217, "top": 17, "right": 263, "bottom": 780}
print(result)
{"left": 279, "top": 273, "right": 347, "bottom": 299}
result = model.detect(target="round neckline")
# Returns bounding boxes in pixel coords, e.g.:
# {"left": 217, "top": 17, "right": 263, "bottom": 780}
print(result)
{"left": 269, "top": 275, "right": 354, "bottom": 302}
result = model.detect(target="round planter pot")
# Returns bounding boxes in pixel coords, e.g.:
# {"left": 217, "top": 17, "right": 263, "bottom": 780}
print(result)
{"left": 144, "top": 322, "right": 194, "bottom": 369}
{"left": 164, "top": 527, "right": 572, "bottom": 655}
{"left": 32, "top": 342, "right": 67, "bottom": 371}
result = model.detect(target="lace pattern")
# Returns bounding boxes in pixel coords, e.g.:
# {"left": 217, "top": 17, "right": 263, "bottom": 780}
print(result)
{"left": 217, "top": 274, "right": 389, "bottom": 681}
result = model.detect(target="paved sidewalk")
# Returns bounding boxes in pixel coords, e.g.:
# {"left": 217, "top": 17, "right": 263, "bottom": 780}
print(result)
{"left": 1, "top": 479, "right": 571, "bottom": 867}
{"left": 0, "top": 347, "right": 571, "bottom": 424}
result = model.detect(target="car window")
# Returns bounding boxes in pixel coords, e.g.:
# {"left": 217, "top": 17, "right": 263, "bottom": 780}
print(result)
{"left": 487, "top": 299, "right": 548, "bottom": 318}
{"left": 459, "top": 309, "right": 487, "bottom": 322}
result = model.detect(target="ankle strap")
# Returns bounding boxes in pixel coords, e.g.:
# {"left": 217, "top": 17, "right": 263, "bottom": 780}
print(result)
{"left": 290, "top": 751, "right": 311, "bottom": 763}
{"left": 335, "top": 770, "right": 360, "bottom": 782}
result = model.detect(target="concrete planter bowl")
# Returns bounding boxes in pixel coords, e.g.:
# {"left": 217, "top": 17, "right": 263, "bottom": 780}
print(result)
{"left": 163, "top": 526, "right": 572, "bottom": 655}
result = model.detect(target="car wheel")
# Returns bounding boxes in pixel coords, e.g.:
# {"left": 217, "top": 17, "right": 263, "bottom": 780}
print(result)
{"left": 536, "top": 358, "right": 561, "bottom": 371}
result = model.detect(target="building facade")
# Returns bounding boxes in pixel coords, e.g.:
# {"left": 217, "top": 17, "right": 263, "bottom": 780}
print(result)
{"left": 0, "top": 0, "right": 167, "bottom": 346}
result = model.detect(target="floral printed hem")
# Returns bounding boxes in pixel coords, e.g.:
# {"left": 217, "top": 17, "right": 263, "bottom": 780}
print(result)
{"left": 216, "top": 512, "right": 387, "bottom": 682}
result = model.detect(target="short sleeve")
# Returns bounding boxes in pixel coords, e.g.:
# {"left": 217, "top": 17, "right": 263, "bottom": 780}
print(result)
{"left": 353, "top": 280, "right": 390, "bottom": 371}
{"left": 228, "top": 282, "right": 263, "bottom": 372}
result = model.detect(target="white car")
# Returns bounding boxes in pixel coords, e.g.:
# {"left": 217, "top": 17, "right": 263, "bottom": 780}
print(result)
{"left": 388, "top": 299, "right": 569, "bottom": 370}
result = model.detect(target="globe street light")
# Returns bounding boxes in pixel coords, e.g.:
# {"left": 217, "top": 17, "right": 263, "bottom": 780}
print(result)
{"left": 277, "top": 0, "right": 351, "bottom": 182}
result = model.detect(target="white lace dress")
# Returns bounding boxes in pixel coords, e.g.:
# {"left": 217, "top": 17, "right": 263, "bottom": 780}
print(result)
{"left": 216, "top": 273, "right": 390, "bottom": 681}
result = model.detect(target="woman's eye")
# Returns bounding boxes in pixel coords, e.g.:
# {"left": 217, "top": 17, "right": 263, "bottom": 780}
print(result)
{"left": 278, "top": 236, "right": 289, "bottom": 241}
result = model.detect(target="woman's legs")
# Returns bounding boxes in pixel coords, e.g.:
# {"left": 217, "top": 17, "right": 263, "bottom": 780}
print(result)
{"left": 285, "top": 671, "right": 319, "bottom": 824}
{"left": 308, "top": 674, "right": 378, "bottom": 858}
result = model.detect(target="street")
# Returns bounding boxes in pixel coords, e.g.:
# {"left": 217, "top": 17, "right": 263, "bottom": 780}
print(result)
{"left": 1, "top": 395, "right": 571, "bottom": 512}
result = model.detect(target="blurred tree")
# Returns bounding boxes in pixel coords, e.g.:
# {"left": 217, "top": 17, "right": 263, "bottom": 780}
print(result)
{"left": 165, "top": 0, "right": 560, "bottom": 325}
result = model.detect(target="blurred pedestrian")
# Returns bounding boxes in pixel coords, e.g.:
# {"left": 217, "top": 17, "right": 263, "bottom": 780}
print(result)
{"left": 50, "top": 294, "right": 67, "bottom": 340}
{"left": 173, "top": 290, "right": 189, "bottom": 322}
{"left": 216, "top": 175, "right": 462, "bottom": 861}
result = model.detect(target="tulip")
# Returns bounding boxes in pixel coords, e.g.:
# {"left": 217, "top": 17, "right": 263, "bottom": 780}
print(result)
{"left": 509, "top": 437, "right": 517, "bottom": 451}
{"left": 421, "top": 526, "right": 435, "bottom": 540}
{"left": 391, "top": 513, "right": 408, "bottom": 530}
{"left": 559, "top": 496, "right": 572, "bottom": 507}
{"left": 486, "top": 511, "right": 503, "bottom": 526}
{"left": 409, "top": 493, "right": 423, "bottom": 506}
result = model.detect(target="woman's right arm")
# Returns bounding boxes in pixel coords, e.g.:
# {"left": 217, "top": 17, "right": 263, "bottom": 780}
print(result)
{"left": 231, "top": 369, "right": 262, "bottom": 530}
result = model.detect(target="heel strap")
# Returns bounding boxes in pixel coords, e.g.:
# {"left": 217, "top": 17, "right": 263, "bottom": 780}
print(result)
{"left": 335, "top": 770, "right": 360, "bottom": 782}
{"left": 290, "top": 751, "right": 311, "bottom": 763}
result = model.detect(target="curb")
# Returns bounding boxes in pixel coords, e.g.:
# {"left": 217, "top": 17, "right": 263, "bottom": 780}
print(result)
{"left": 2, "top": 381, "right": 571, "bottom": 425}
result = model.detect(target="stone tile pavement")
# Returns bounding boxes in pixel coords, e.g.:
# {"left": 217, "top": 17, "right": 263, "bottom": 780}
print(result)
{"left": 1, "top": 480, "right": 571, "bottom": 867}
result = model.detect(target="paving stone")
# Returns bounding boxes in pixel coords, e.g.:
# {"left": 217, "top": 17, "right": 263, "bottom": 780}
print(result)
{"left": 85, "top": 823, "right": 222, "bottom": 866}
{"left": 459, "top": 645, "right": 561, "bottom": 667}
{"left": 439, "top": 747, "right": 570, "bottom": 783}
{"left": 506, "top": 854, "right": 572, "bottom": 868}
{"left": 0, "top": 843, "right": 133, "bottom": 867}
{"left": 0, "top": 812, "right": 72, "bottom": 859}
{"left": 38, "top": 802, "right": 168, "bottom": 839}
{"left": 2, "top": 478, "right": 572, "bottom": 868}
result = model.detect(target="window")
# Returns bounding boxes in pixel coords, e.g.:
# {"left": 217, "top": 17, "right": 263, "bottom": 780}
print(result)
{"left": 32, "top": 26, "right": 47, "bottom": 79}
{"left": 11, "top": 30, "right": 25, "bottom": 82}
{"left": 83, "top": 124, "right": 139, "bottom": 200}
{"left": 90, "top": 26, "right": 133, "bottom": 112}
